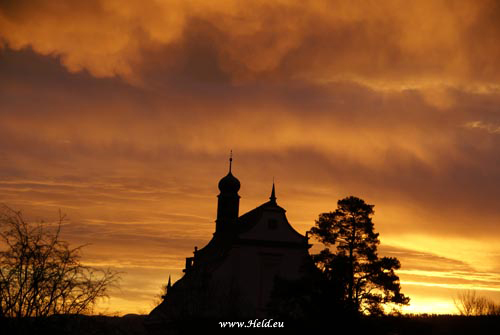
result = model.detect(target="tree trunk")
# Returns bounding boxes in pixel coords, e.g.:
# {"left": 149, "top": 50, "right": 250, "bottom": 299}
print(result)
{"left": 348, "top": 215, "right": 356, "bottom": 309}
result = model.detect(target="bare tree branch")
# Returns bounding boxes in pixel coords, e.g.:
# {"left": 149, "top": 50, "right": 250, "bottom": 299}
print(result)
{"left": 0, "top": 204, "right": 121, "bottom": 318}
{"left": 454, "top": 290, "right": 500, "bottom": 316}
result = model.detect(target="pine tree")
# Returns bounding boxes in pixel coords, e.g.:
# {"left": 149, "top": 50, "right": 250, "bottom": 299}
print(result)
{"left": 309, "top": 196, "right": 409, "bottom": 315}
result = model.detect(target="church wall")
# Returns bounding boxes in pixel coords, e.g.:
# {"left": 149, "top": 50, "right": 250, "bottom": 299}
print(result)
{"left": 210, "top": 241, "right": 310, "bottom": 316}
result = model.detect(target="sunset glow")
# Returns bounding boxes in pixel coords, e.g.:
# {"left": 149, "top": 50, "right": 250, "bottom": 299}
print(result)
{"left": 1, "top": 0, "right": 500, "bottom": 316}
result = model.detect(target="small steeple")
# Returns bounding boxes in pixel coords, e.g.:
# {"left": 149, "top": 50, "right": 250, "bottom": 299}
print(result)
{"left": 167, "top": 275, "right": 172, "bottom": 289}
{"left": 270, "top": 180, "right": 277, "bottom": 204}
{"left": 229, "top": 150, "right": 232, "bottom": 173}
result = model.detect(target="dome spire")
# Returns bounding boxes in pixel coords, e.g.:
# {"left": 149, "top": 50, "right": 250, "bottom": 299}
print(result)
{"left": 218, "top": 151, "right": 240, "bottom": 193}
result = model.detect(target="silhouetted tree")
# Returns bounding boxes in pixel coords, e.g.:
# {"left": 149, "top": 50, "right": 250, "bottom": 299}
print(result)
{"left": 309, "top": 196, "right": 409, "bottom": 315}
{"left": 0, "top": 205, "right": 120, "bottom": 318}
{"left": 454, "top": 290, "right": 500, "bottom": 316}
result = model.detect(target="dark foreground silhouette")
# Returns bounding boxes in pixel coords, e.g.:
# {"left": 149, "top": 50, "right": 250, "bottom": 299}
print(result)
{"left": 2, "top": 314, "right": 500, "bottom": 335}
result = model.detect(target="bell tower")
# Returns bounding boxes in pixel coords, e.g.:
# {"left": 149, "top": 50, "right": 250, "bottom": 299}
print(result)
{"left": 215, "top": 152, "right": 240, "bottom": 234}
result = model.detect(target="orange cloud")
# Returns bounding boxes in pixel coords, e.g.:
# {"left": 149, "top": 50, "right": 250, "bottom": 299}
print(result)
{"left": 1, "top": 0, "right": 500, "bottom": 91}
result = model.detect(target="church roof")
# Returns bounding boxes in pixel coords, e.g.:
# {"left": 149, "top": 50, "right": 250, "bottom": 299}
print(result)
{"left": 237, "top": 200, "right": 285, "bottom": 233}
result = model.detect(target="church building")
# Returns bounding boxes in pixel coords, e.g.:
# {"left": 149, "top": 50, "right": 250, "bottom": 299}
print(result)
{"left": 147, "top": 157, "right": 314, "bottom": 324}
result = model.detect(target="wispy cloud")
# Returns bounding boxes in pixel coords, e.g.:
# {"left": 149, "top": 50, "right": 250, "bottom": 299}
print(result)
{"left": 465, "top": 121, "right": 500, "bottom": 134}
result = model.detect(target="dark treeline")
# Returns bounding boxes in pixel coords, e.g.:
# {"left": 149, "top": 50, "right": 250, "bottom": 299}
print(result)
{"left": 2, "top": 314, "right": 500, "bottom": 335}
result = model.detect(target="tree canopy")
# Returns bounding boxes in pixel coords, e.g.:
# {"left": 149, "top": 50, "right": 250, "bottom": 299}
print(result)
{"left": 309, "top": 196, "right": 409, "bottom": 315}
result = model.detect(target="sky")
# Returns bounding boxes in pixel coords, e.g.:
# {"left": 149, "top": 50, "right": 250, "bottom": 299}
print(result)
{"left": 1, "top": 0, "right": 500, "bottom": 315}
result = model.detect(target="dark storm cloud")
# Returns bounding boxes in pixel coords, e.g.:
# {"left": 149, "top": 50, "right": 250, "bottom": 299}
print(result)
{"left": 1, "top": 48, "right": 500, "bottom": 237}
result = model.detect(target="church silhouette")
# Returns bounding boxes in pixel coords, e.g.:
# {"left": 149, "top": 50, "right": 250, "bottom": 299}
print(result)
{"left": 147, "top": 156, "right": 315, "bottom": 327}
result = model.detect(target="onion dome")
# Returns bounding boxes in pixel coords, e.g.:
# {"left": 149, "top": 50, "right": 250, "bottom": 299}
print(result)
{"left": 218, "top": 171, "right": 240, "bottom": 193}
{"left": 218, "top": 151, "right": 240, "bottom": 193}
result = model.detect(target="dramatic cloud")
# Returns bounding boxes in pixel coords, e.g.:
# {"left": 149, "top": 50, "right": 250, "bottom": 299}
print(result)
{"left": 2, "top": 1, "right": 500, "bottom": 90}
